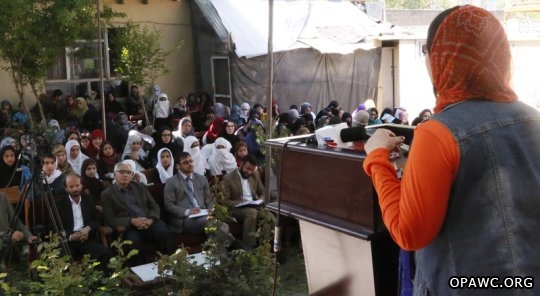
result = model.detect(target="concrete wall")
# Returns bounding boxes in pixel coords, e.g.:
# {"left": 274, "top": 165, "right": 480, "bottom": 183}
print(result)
{"left": 108, "top": 0, "right": 195, "bottom": 103}
{"left": 386, "top": 36, "right": 540, "bottom": 122}
{"left": 386, "top": 9, "right": 504, "bottom": 27}
{"left": 393, "top": 38, "right": 435, "bottom": 122}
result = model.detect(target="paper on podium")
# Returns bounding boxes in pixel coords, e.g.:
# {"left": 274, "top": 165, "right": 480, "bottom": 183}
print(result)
{"left": 315, "top": 122, "right": 352, "bottom": 148}
{"left": 189, "top": 209, "right": 209, "bottom": 219}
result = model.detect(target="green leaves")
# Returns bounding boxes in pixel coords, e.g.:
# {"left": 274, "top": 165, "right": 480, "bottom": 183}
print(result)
{"left": 112, "top": 21, "right": 179, "bottom": 93}
{"left": 0, "top": 0, "right": 124, "bottom": 127}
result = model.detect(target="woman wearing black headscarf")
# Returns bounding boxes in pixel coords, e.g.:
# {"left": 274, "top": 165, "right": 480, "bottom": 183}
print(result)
{"left": 148, "top": 126, "right": 183, "bottom": 166}
{"left": 0, "top": 146, "right": 21, "bottom": 188}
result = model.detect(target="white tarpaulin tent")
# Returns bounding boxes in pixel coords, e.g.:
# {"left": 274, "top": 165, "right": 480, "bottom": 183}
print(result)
{"left": 211, "top": 0, "right": 392, "bottom": 58}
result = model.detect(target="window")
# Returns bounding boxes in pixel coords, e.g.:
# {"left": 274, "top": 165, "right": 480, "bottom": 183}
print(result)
{"left": 45, "top": 28, "right": 128, "bottom": 98}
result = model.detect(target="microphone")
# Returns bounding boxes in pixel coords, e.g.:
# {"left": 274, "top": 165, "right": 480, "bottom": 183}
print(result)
{"left": 339, "top": 126, "right": 369, "bottom": 143}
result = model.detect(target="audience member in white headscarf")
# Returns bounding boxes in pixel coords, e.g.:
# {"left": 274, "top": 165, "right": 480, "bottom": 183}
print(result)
{"left": 239, "top": 102, "right": 250, "bottom": 126}
{"left": 183, "top": 136, "right": 206, "bottom": 176}
{"left": 121, "top": 134, "right": 148, "bottom": 172}
{"left": 206, "top": 137, "right": 237, "bottom": 177}
{"left": 153, "top": 93, "right": 171, "bottom": 131}
{"left": 172, "top": 117, "right": 193, "bottom": 147}
{"left": 65, "top": 139, "right": 89, "bottom": 175}
{"left": 154, "top": 148, "right": 176, "bottom": 184}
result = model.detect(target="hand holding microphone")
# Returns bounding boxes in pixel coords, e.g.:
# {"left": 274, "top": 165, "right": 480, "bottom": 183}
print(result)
{"left": 364, "top": 128, "right": 405, "bottom": 155}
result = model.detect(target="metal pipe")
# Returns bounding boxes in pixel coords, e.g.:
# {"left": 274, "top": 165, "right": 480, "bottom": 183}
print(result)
{"left": 264, "top": 0, "right": 274, "bottom": 203}
{"left": 97, "top": 0, "right": 107, "bottom": 136}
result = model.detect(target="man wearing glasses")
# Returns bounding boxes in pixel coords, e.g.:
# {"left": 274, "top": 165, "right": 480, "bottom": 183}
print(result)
{"left": 164, "top": 152, "right": 243, "bottom": 249}
{"left": 221, "top": 154, "right": 265, "bottom": 247}
{"left": 101, "top": 160, "right": 172, "bottom": 263}
{"left": 164, "top": 152, "right": 214, "bottom": 234}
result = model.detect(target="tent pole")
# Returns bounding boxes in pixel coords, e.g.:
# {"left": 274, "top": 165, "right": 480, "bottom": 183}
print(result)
{"left": 97, "top": 0, "right": 107, "bottom": 136}
{"left": 264, "top": 0, "right": 274, "bottom": 203}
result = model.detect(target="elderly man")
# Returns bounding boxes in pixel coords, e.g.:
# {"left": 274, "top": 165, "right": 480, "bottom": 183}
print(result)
{"left": 221, "top": 154, "right": 265, "bottom": 247}
{"left": 101, "top": 160, "right": 172, "bottom": 262}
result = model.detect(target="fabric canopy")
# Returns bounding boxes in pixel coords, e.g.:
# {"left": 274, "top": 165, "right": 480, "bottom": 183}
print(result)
{"left": 211, "top": 0, "right": 390, "bottom": 58}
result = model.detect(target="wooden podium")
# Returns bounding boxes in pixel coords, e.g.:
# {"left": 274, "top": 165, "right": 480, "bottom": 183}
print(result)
{"left": 266, "top": 135, "right": 399, "bottom": 296}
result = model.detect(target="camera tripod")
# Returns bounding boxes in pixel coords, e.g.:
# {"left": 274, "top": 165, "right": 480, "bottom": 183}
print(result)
{"left": 1, "top": 155, "right": 71, "bottom": 270}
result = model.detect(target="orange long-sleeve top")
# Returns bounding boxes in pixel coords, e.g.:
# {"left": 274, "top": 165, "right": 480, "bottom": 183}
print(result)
{"left": 363, "top": 120, "right": 460, "bottom": 251}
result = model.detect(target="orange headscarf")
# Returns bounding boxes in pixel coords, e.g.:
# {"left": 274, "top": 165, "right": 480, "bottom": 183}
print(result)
{"left": 430, "top": 5, "right": 517, "bottom": 113}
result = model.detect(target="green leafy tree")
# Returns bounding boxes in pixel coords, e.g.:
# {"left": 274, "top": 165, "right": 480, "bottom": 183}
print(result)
{"left": 0, "top": 0, "right": 123, "bottom": 128}
{"left": 113, "top": 22, "right": 179, "bottom": 92}
{"left": 386, "top": 0, "right": 431, "bottom": 9}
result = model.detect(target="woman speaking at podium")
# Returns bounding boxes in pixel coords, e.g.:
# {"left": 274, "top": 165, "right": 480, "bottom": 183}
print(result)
{"left": 364, "top": 5, "right": 540, "bottom": 295}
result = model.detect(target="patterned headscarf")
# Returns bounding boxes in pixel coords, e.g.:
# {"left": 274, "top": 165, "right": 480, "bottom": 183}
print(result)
{"left": 430, "top": 5, "right": 517, "bottom": 113}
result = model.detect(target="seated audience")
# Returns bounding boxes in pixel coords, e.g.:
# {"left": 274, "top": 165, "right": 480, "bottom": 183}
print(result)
{"left": 101, "top": 161, "right": 172, "bottom": 262}
{"left": 234, "top": 141, "right": 249, "bottom": 168}
{"left": 172, "top": 117, "right": 193, "bottom": 148}
{"left": 86, "top": 129, "right": 105, "bottom": 160}
{"left": 121, "top": 134, "right": 149, "bottom": 172}
{"left": 53, "top": 144, "right": 73, "bottom": 175}
{"left": 223, "top": 121, "right": 239, "bottom": 153}
{"left": 104, "top": 91, "right": 125, "bottom": 116}
{"left": 81, "top": 158, "right": 109, "bottom": 203}
{"left": 149, "top": 148, "right": 177, "bottom": 185}
{"left": 65, "top": 140, "right": 89, "bottom": 175}
{"left": 55, "top": 173, "right": 112, "bottom": 273}
{"left": 206, "top": 138, "right": 237, "bottom": 177}
{"left": 411, "top": 109, "right": 433, "bottom": 126}
{"left": 368, "top": 107, "right": 382, "bottom": 125}
{"left": 97, "top": 141, "right": 120, "bottom": 182}
{"left": 0, "top": 145, "right": 22, "bottom": 188}
{"left": 148, "top": 127, "right": 182, "bottom": 167}
{"left": 0, "top": 192, "right": 37, "bottom": 266}
{"left": 221, "top": 154, "right": 265, "bottom": 247}
{"left": 164, "top": 152, "right": 214, "bottom": 234}
{"left": 183, "top": 136, "right": 206, "bottom": 176}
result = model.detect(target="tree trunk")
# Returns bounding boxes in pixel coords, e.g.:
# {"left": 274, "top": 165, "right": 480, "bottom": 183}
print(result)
{"left": 31, "top": 83, "right": 48, "bottom": 128}
{"left": 11, "top": 67, "right": 35, "bottom": 129}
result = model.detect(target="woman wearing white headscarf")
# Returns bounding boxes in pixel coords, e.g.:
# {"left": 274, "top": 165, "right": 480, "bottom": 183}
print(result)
{"left": 239, "top": 102, "right": 250, "bottom": 126}
{"left": 183, "top": 136, "right": 206, "bottom": 176}
{"left": 172, "top": 117, "right": 193, "bottom": 147}
{"left": 121, "top": 134, "right": 148, "bottom": 172}
{"left": 65, "top": 139, "right": 89, "bottom": 175}
{"left": 206, "top": 137, "right": 237, "bottom": 177}
{"left": 153, "top": 93, "right": 171, "bottom": 131}
{"left": 154, "top": 148, "right": 176, "bottom": 184}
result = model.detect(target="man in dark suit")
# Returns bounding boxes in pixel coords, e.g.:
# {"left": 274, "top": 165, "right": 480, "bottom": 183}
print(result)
{"left": 221, "top": 154, "right": 265, "bottom": 247}
{"left": 164, "top": 152, "right": 214, "bottom": 234}
{"left": 56, "top": 173, "right": 113, "bottom": 272}
{"left": 101, "top": 160, "right": 172, "bottom": 262}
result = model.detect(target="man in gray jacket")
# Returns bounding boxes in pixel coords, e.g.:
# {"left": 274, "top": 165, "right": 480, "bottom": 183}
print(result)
{"left": 164, "top": 152, "right": 214, "bottom": 234}
{"left": 101, "top": 160, "right": 172, "bottom": 261}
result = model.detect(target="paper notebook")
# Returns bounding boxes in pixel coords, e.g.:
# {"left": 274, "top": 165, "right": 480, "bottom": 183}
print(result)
{"left": 236, "top": 199, "right": 263, "bottom": 207}
{"left": 189, "top": 209, "right": 209, "bottom": 219}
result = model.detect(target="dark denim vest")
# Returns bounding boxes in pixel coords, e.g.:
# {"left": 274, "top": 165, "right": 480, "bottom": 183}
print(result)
{"left": 414, "top": 100, "right": 540, "bottom": 295}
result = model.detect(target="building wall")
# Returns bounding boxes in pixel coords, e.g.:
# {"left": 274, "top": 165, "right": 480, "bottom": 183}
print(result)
{"left": 0, "top": 0, "right": 195, "bottom": 108}
{"left": 389, "top": 37, "right": 540, "bottom": 123}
